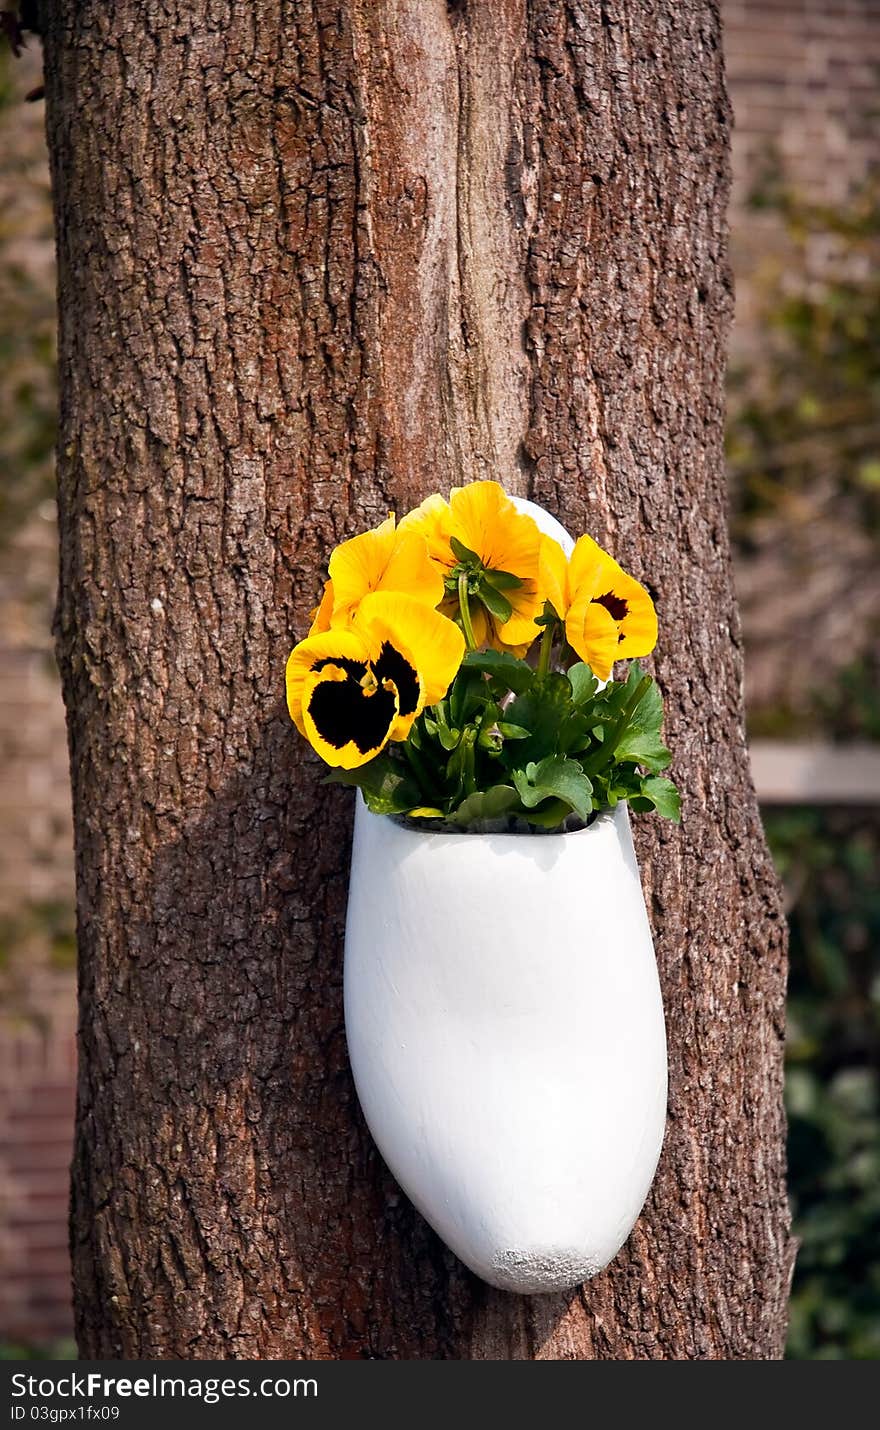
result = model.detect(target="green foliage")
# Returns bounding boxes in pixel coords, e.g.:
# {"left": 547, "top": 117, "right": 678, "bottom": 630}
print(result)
{"left": 326, "top": 753, "right": 421, "bottom": 816}
{"left": 727, "top": 172, "right": 880, "bottom": 535}
{"left": 0, "top": 1338, "right": 77, "bottom": 1361}
{"left": 747, "top": 654, "right": 880, "bottom": 744}
{"left": 512, "top": 755, "right": 594, "bottom": 823}
{"left": 765, "top": 808, "right": 880, "bottom": 1360}
{"left": 330, "top": 656, "right": 679, "bottom": 832}
{"left": 812, "top": 653, "right": 880, "bottom": 744}
{"left": 0, "top": 899, "right": 76, "bottom": 972}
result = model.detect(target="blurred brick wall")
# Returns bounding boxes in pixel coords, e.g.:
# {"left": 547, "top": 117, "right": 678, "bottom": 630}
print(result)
{"left": 0, "top": 42, "right": 76, "bottom": 1349}
{"left": 0, "top": 515, "right": 77, "bottom": 1347}
{"left": 725, "top": 0, "right": 880, "bottom": 351}
{"left": 727, "top": 0, "right": 880, "bottom": 203}
{"left": 0, "top": 956, "right": 76, "bottom": 1345}
{"left": 1, "top": 3, "right": 879, "bottom": 1352}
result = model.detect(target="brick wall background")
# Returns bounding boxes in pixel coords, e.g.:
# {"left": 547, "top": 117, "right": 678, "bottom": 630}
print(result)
{"left": 1, "top": 3, "right": 878, "bottom": 1351}
{"left": 725, "top": 0, "right": 880, "bottom": 351}
{"left": 727, "top": 0, "right": 880, "bottom": 205}
{"left": 0, "top": 40, "right": 77, "bottom": 1349}
{"left": 0, "top": 524, "right": 77, "bottom": 1349}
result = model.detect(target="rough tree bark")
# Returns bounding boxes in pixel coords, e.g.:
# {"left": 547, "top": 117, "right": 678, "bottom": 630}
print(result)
{"left": 41, "top": 0, "right": 794, "bottom": 1358}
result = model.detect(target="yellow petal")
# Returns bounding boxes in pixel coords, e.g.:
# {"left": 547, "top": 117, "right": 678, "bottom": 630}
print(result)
{"left": 487, "top": 631, "right": 534, "bottom": 659}
{"left": 445, "top": 484, "right": 544, "bottom": 647}
{"left": 308, "top": 578, "right": 335, "bottom": 635}
{"left": 566, "top": 533, "right": 658, "bottom": 664}
{"left": 325, "top": 515, "right": 394, "bottom": 626}
{"left": 495, "top": 606, "right": 542, "bottom": 649}
{"left": 328, "top": 514, "right": 397, "bottom": 615}
{"left": 593, "top": 568, "right": 658, "bottom": 659}
{"left": 565, "top": 592, "right": 620, "bottom": 682}
{"left": 398, "top": 493, "right": 455, "bottom": 570}
{"left": 567, "top": 532, "right": 609, "bottom": 599}
{"left": 285, "top": 627, "right": 371, "bottom": 736}
{"left": 468, "top": 602, "right": 490, "bottom": 651}
{"left": 356, "top": 591, "right": 465, "bottom": 713}
{"left": 378, "top": 529, "right": 445, "bottom": 609}
{"left": 302, "top": 662, "right": 399, "bottom": 769}
{"left": 327, "top": 514, "right": 443, "bottom": 624}
{"left": 449, "top": 481, "right": 542, "bottom": 586}
{"left": 538, "top": 535, "right": 570, "bottom": 619}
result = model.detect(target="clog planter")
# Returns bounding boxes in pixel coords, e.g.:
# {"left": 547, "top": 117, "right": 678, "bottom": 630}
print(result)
{"left": 344, "top": 795, "right": 667, "bottom": 1293}
{"left": 285, "top": 484, "right": 676, "bottom": 1294}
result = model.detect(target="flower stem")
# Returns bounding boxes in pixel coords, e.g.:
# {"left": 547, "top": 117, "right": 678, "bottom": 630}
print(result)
{"left": 537, "top": 623, "right": 555, "bottom": 679}
{"left": 462, "top": 727, "right": 477, "bottom": 796}
{"left": 458, "top": 571, "right": 478, "bottom": 651}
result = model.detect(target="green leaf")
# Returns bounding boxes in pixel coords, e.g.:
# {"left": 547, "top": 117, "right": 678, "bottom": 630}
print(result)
{"left": 599, "top": 671, "right": 672, "bottom": 772}
{"left": 512, "top": 755, "right": 594, "bottom": 822}
{"left": 637, "top": 775, "right": 681, "bottom": 821}
{"left": 567, "top": 662, "right": 599, "bottom": 706}
{"left": 607, "top": 762, "right": 645, "bottom": 797}
{"left": 461, "top": 649, "right": 534, "bottom": 694}
{"left": 482, "top": 567, "right": 524, "bottom": 591}
{"left": 614, "top": 730, "right": 672, "bottom": 772}
{"left": 450, "top": 535, "right": 480, "bottom": 567}
{"left": 433, "top": 698, "right": 452, "bottom": 727}
{"left": 503, "top": 673, "right": 574, "bottom": 765}
{"left": 325, "top": 755, "right": 420, "bottom": 815}
{"left": 446, "top": 724, "right": 478, "bottom": 804}
{"left": 426, "top": 699, "right": 461, "bottom": 750}
{"left": 622, "top": 669, "right": 664, "bottom": 734}
{"left": 477, "top": 580, "right": 513, "bottom": 624}
{"left": 588, "top": 670, "right": 633, "bottom": 724}
{"left": 448, "top": 785, "right": 520, "bottom": 828}
{"left": 477, "top": 726, "right": 503, "bottom": 754}
{"left": 448, "top": 668, "right": 490, "bottom": 727}
{"left": 519, "top": 798, "right": 572, "bottom": 829}
{"left": 558, "top": 711, "right": 593, "bottom": 755}
{"left": 478, "top": 704, "right": 527, "bottom": 754}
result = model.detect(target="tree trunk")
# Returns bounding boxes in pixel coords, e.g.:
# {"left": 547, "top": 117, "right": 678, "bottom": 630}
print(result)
{"left": 41, "top": 0, "right": 794, "bottom": 1359}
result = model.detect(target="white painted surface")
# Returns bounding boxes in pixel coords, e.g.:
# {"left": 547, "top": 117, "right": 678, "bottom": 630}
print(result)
{"left": 344, "top": 801, "right": 667, "bottom": 1293}
{"left": 342, "top": 495, "right": 667, "bottom": 1293}
{"left": 510, "top": 493, "right": 575, "bottom": 557}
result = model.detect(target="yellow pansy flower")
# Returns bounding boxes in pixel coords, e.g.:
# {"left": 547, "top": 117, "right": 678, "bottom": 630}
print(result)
{"left": 400, "top": 480, "right": 543, "bottom": 650}
{"left": 308, "top": 513, "right": 444, "bottom": 636}
{"left": 539, "top": 533, "right": 657, "bottom": 682}
{"left": 287, "top": 592, "right": 464, "bottom": 768}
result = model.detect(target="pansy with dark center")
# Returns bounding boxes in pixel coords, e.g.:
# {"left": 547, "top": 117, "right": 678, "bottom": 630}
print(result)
{"left": 286, "top": 592, "right": 465, "bottom": 770}
{"left": 307, "top": 657, "right": 399, "bottom": 757}
{"left": 539, "top": 533, "right": 657, "bottom": 681}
